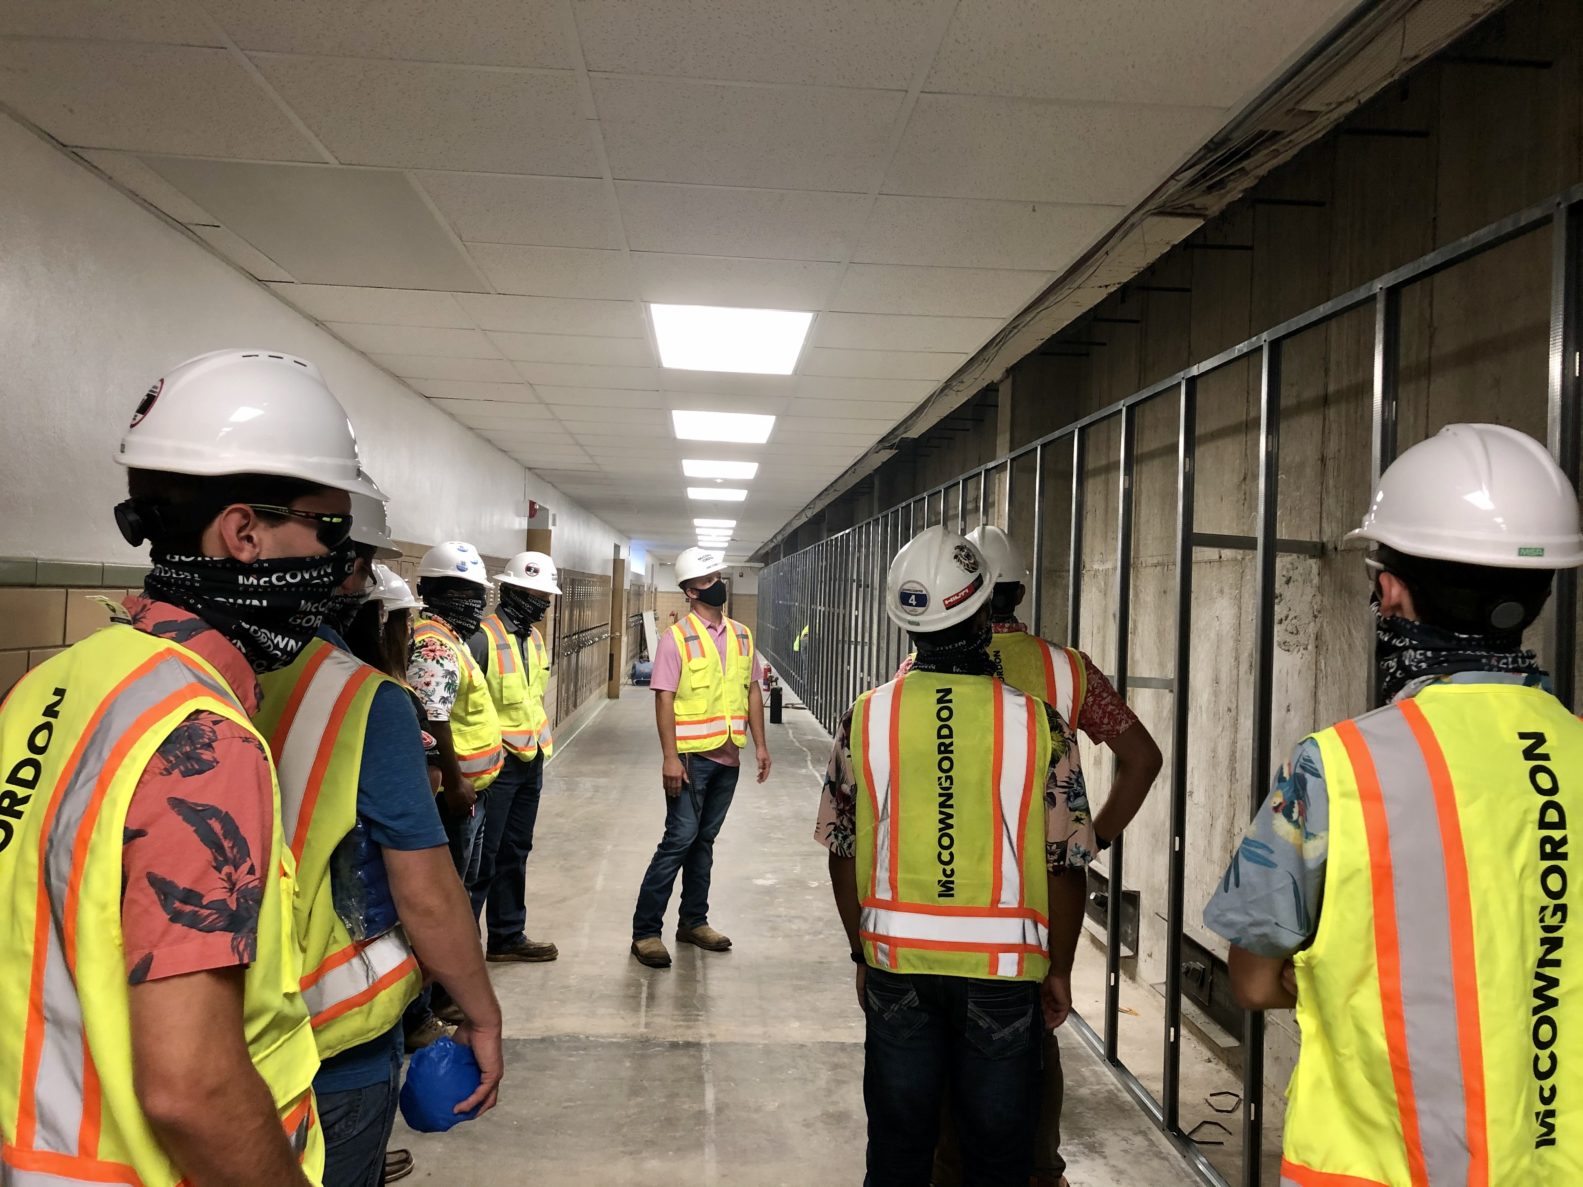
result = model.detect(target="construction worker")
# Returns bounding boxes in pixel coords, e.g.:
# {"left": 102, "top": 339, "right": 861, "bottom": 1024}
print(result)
{"left": 926, "top": 524, "right": 1163, "bottom": 1187}
{"left": 631, "top": 547, "right": 771, "bottom": 968}
{"left": 1204, "top": 423, "right": 1583, "bottom": 1184}
{"left": 816, "top": 526, "right": 1095, "bottom": 1187}
{"left": 467, "top": 551, "right": 561, "bottom": 964}
{"left": 0, "top": 348, "right": 374, "bottom": 1186}
{"left": 254, "top": 490, "right": 503, "bottom": 1186}
{"left": 407, "top": 541, "right": 503, "bottom": 887}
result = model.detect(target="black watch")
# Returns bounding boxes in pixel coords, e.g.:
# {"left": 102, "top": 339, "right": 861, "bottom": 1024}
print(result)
{"left": 1095, "top": 832, "right": 1113, "bottom": 853}
{"left": 850, "top": 950, "right": 865, "bottom": 964}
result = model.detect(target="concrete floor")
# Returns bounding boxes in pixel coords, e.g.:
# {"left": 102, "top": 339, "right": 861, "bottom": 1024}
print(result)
{"left": 391, "top": 690, "right": 1198, "bottom": 1186}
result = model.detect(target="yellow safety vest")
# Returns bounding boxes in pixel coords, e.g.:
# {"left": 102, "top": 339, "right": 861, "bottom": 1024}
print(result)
{"left": 0, "top": 625, "right": 323, "bottom": 1186}
{"left": 1283, "top": 682, "right": 1583, "bottom": 1187}
{"left": 988, "top": 630, "right": 1086, "bottom": 733}
{"left": 478, "top": 614, "right": 553, "bottom": 761}
{"left": 412, "top": 616, "right": 502, "bottom": 790}
{"left": 254, "top": 639, "right": 422, "bottom": 1062}
{"left": 670, "top": 613, "right": 754, "bottom": 753}
{"left": 851, "top": 672, "right": 1054, "bottom": 982}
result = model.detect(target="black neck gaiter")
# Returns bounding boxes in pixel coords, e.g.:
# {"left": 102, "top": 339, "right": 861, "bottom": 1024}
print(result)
{"left": 143, "top": 545, "right": 356, "bottom": 673}
{"left": 498, "top": 587, "right": 551, "bottom": 634}
{"left": 425, "top": 586, "right": 488, "bottom": 640}
{"left": 912, "top": 622, "right": 996, "bottom": 676}
{"left": 1374, "top": 600, "right": 1542, "bottom": 702}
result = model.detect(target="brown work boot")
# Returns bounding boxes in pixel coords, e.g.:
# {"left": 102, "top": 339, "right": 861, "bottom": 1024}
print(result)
{"left": 487, "top": 938, "right": 559, "bottom": 962}
{"left": 631, "top": 936, "right": 672, "bottom": 968}
{"left": 404, "top": 1014, "right": 452, "bottom": 1050}
{"left": 676, "top": 924, "right": 732, "bottom": 951}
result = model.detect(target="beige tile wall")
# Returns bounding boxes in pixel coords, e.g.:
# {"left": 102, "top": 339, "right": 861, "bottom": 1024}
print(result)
{"left": 0, "top": 586, "right": 131, "bottom": 695}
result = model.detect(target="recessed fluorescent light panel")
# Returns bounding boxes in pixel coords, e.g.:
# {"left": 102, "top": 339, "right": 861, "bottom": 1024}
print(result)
{"left": 671, "top": 410, "right": 775, "bottom": 444}
{"left": 683, "top": 459, "right": 760, "bottom": 480}
{"left": 650, "top": 303, "right": 812, "bottom": 375}
{"left": 688, "top": 487, "right": 748, "bottom": 502}
{"left": 694, "top": 519, "right": 736, "bottom": 528}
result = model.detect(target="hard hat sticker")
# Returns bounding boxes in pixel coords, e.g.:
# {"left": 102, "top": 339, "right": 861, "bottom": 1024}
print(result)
{"left": 898, "top": 581, "right": 929, "bottom": 611}
{"left": 1519, "top": 546, "right": 1546, "bottom": 557}
{"left": 951, "top": 544, "right": 980, "bottom": 573}
{"left": 129, "top": 379, "right": 163, "bottom": 429}
{"left": 941, "top": 573, "right": 984, "bottom": 610}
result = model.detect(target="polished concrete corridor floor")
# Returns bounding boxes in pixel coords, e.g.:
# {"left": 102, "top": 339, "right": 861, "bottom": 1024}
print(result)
{"left": 392, "top": 688, "right": 1197, "bottom": 1186}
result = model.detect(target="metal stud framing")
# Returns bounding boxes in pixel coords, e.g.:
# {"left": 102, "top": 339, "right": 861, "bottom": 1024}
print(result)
{"left": 757, "top": 185, "right": 1583, "bottom": 1187}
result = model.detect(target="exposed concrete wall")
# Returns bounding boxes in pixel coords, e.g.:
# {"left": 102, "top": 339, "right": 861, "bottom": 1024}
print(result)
{"left": 775, "top": 0, "right": 1583, "bottom": 1124}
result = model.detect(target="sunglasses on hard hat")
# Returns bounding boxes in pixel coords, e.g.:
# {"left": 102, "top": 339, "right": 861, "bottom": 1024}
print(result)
{"left": 247, "top": 504, "right": 354, "bottom": 549}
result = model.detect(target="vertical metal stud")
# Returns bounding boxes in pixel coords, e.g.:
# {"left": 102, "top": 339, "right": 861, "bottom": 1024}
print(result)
{"left": 1031, "top": 444, "right": 1046, "bottom": 631}
{"left": 1548, "top": 201, "right": 1582, "bottom": 709}
{"left": 1067, "top": 429, "right": 1086, "bottom": 644}
{"left": 1369, "top": 287, "right": 1401, "bottom": 709}
{"left": 1104, "top": 405, "right": 1136, "bottom": 1065}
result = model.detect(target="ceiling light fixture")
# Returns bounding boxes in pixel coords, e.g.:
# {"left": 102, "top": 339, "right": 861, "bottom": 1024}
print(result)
{"left": 694, "top": 519, "right": 736, "bottom": 528}
{"left": 650, "top": 303, "right": 812, "bottom": 375}
{"left": 687, "top": 487, "right": 748, "bottom": 502}
{"left": 682, "top": 459, "right": 760, "bottom": 480}
{"left": 671, "top": 409, "right": 775, "bottom": 444}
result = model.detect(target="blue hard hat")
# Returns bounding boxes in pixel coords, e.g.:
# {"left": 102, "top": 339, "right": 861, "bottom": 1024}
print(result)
{"left": 399, "top": 1036, "right": 483, "bottom": 1133}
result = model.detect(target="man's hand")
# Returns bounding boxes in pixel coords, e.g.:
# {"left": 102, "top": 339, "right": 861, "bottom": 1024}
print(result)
{"left": 1041, "top": 970, "right": 1072, "bottom": 1029}
{"left": 450, "top": 1020, "right": 503, "bottom": 1116}
{"left": 442, "top": 776, "right": 476, "bottom": 817}
{"left": 755, "top": 746, "right": 772, "bottom": 784}
{"left": 855, "top": 962, "right": 868, "bottom": 1013}
{"left": 662, "top": 754, "right": 688, "bottom": 797}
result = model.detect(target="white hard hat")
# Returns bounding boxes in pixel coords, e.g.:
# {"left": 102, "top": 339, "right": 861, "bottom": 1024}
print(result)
{"left": 1346, "top": 423, "right": 1583, "bottom": 569}
{"left": 350, "top": 477, "right": 401, "bottom": 560}
{"left": 675, "top": 547, "right": 724, "bottom": 587}
{"left": 417, "top": 540, "right": 492, "bottom": 587}
{"left": 886, "top": 525, "right": 993, "bottom": 632}
{"left": 368, "top": 563, "right": 420, "bottom": 611}
{"left": 965, "top": 525, "right": 1030, "bottom": 587}
{"left": 498, "top": 550, "right": 561, "bottom": 595}
{"left": 115, "top": 349, "right": 381, "bottom": 498}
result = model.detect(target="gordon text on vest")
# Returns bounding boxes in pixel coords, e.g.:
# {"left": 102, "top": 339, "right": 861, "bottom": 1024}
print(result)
{"left": 1524, "top": 728, "right": 1567, "bottom": 1150}
{"left": 935, "top": 685, "right": 956, "bottom": 900}
{"left": 1, "top": 685, "right": 65, "bottom": 853}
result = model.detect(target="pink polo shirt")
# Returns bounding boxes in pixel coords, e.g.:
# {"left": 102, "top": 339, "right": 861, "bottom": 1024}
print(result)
{"left": 651, "top": 614, "right": 765, "bottom": 767}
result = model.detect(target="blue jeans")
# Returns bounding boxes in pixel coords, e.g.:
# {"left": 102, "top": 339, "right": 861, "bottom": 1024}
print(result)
{"left": 468, "top": 751, "right": 544, "bottom": 950}
{"left": 437, "top": 786, "right": 487, "bottom": 885}
{"left": 631, "top": 754, "right": 739, "bottom": 939}
{"left": 317, "top": 1048, "right": 400, "bottom": 1187}
{"left": 863, "top": 968, "right": 1042, "bottom": 1187}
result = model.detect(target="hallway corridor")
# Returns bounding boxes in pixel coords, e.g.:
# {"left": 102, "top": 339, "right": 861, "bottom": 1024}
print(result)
{"left": 391, "top": 688, "right": 1197, "bottom": 1185}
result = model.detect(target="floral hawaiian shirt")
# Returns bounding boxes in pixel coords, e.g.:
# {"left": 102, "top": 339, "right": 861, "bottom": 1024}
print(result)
{"left": 814, "top": 669, "right": 1096, "bottom": 873}
{"left": 407, "top": 628, "right": 462, "bottom": 723}
{"left": 1202, "top": 669, "right": 1551, "bottom": 958}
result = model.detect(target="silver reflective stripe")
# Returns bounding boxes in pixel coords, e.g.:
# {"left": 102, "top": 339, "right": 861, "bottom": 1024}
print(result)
{"left": 302, "top": 930, "right": 415, "bottom": 1021}
{"left": 993, "top": 687, "right": 1037, "bottom": 911}
{"left": 458, "top": 748, "right": 502, "bottom": 776}
{"left": 33, "top": 653, "right": 235, "bottom": 1156}
{"left": 858, "top": 682, "right": 900, "bottom": 902}
{"left": 3, "top": 1166, "right": 98, "bottom": 1185}
{"left": 271, "top": 646, "right": 363, "bottom": 847}
{"left": 1354, "top": 707, "right": 1469, "bottom": 1186}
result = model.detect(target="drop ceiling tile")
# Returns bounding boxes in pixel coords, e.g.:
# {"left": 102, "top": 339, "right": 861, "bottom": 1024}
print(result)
{"left": 774, "top": 415, "right": 898, "bottom": 438}
{"left": 558, "top": 410, "right": 667, "bottom": 432}
{"left": 800, "top": 348, "right": 965, "bottom": 382}
{"left": 928, "top": 0, "right": 1354, "bottom": 108}
{"left": 468, "top": 244, "right": 635, "bottom": 300}
{"left": 833, "top": 264, "right": 1051, "bottom": 318}
{"left": 616, "top": 182, "right": 866, "bottom": 261}
{"left": 534, "top": 386, "right": 664, "bottom": 408}
{"left": 252, "top": 55, "right": 599, "bottom": 175}
{"left": 576, "top": 0, "right": 937, "bottom": 88}
{"left": 0, "top": 41, "right": 319, "bottom": 159}
{"left": 267, "top": 284, "right": 470, "bottom": 327}
{"left": 785, "top": 397, "right": 909, "bottom": 423}
{"left": 595, "top": 76, "right": 904, "bottom": 191}
{"left": 487, "top": 333, "right": 655, "bottom": 366}
{"left": 145, "top": 159, "right": 486, "bottom": 289}
{"left": 856, "top": 195, "right": 1124, "bottom": 271}
{"left": 633, "top": 254, "right": 838, "bottom": 309}
{"left": 812, "top": 312, "right": 1002, "bottom": 353}
{"left": 794, "top": 376, "right": 938, "bottom": 404}
{"left": 190, "top": 225, "right": 293, "bottom": 281}
{"left": 207, "top": 0, "right": 572, "bottom": 68}
{"left": 885, "top": 94, "right": 1223, "bottom": 205}
{"left": 76, "top": 151, "right": 216, "bottom": 223}
{"left": 654, "top": 391, "right": 782, "bottom": 416}
{"left": 428, "top": 396, "right": 554, "bottom": 417}
{"left": 513, "top": 363, "right": 660, "bottom": 389}
{"left": 658, "top": 370, "right": 797, "bottom": 398}
{"left": 327, "top": 323, "right": 498, "bottom": 358}
{"left": 456, "top": 294, "right": 645, "bottom": 337}
{"left": 415, "top": 380, "right": 547, "bottom": 404}
{"left": 0, "top": 1, "right": 216, "bottom": 42}
{"left": 369, "top": 355, "right": 522, "bottom": 383}
{"left": 417, "top": 173, "right": 622, "bottom": 249}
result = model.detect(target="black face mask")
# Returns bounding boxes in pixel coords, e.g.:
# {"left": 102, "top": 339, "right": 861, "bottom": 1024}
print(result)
{"left": 143, "top": 545, "right": 356, "bottom": 673}
{"left": 323, "top": 590, "right": 365, "bottom": 637}
{"left": 691, "top": 581, "right": 729, "bottom": 608}
{"left": 425, "top": 586, "right": 488, "bottom": 639}
{"left": 911, "top": 620, "right": 995, "bottom": 676}
{"left": 1371, "top": 594, "right": 1540, "bottom": 702}
{"left": 498, "top": 586, "right": 551, "bottom": 633}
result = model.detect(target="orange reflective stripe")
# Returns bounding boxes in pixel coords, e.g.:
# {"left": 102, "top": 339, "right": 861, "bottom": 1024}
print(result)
{"left": 1014, "top": 689, "right": 1039, "bottom": 879}
{"left": 1335, "top": 719, "right": 1430, "bottom": 1187}
{"left": 1398, "top": 699, "right": 1488, "bottom": 1186}
{"left": 310, "top": 955, "right": 420, "bottom": 1029}
{"left": 989, "top": 679, "right": 1006, "bottom": 909}
{"left": 1038, "top": 641, "right": 1058, "bottom": 706}
{"left": 263, "top": 643, "right": 333, "bottom": 754}
{"left": 887, "top": 679, "right": 904, "bottom": 912}
{"left": 1, "top": 1144, "right": 143, "bottom": 1184}
{"left": 859, "top": 931, "right": 1046, "bottom": 956}
{"left": 855, "top": 692, "right": 882, "bottom": 901}
{"left": 861, "top": 897, "right": 1048, "bottom": 927}
{"left": 1280, "top": 1159, "right": 1389, "bottom": 1187}
{"left": 291, "top": 664, "right": 377, "bottom": 862}
{"left": 1065, "top": 647, "right": 1084, "bottom": 725}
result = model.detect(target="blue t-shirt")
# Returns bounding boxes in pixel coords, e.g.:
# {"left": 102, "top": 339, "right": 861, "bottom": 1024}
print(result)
{"left": 314, "top": 629, "right": 448, "bottom": 1093}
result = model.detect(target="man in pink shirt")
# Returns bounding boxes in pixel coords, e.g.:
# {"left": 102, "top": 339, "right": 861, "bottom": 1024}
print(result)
{"left": 631, "top": 549, "right": 771, "bottom": 968}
